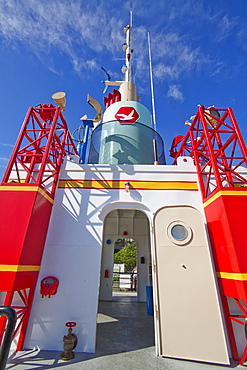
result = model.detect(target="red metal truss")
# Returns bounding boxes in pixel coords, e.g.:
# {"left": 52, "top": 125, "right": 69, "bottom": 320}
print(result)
{"left": 0, "top": 288, "right": 35, "bottom": 351}
{"left": 171, "top": 105, "right": 247, "bottom": 363}
{"left": 0, "top": 105, "right": 78, "bottom": 350}
{"left": 230, "top": 299, "right": 247, "bottom": 365}
{"left": 172, "top": 106, "right": 247, "bottom": 200}
{"left": 1, "top": 105, "right": 78, "bottom": 197}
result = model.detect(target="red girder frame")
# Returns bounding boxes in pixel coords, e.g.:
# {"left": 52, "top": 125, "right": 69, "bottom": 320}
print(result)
{"left": 172, "top": 106, "right": 247, "bottom": 364}
{"left": 173, "top": 106, "right": 247, "bottom": 195}
{"left": 0, "top": 105, "right": 78, "bottom": 350}
{"left": 2, "top": 105, "right": 77, "bottom": 192}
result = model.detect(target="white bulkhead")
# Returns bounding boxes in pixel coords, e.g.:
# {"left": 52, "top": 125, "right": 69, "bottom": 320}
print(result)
{"left": 24, "top": 156, "right": 230, "bottom": 364}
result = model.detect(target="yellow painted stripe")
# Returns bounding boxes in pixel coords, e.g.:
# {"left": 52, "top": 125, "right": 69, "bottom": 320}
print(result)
{"left": 0, "top": 265, "right": 40, "bottom": 272}
{"left": 0, "top": 186, "right": 54, "bottom": 204}
{"left": 204, "top": 190, "right": 247, "bottom": 207}
{"left": 37, "top": 187, "right": 54, "bottom": 204}
{"left": 58, "top": 180, "right": 198, "bottom": 191}
{"left": 216, "top": 272, "right": 247, "bottom": 281}
{"left": 203, "top": 191, "right": 221, "bottom": 207}
{"left": 0, "top": 186, "right": 40, "bottom": 191}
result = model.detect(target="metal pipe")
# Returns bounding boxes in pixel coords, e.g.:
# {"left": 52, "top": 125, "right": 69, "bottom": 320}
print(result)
{"left": 0, "top": 307, "right": 17, "bottom": 370}
{"left": 153, "top": 139, "right": 159, "bottom": 165}
{"left": 79, "top": 124, "right": 90, "bottom": 164}
{"left": 148, "top": 32, "right": 157, "bottom": 132}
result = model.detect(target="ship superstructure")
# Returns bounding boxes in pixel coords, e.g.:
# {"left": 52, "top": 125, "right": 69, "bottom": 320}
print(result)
{"left": 1, "top": 17, "right": 247, "bottom": 366}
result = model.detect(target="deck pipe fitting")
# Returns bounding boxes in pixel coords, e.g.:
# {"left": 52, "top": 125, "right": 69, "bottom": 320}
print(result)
{"left": 61, "top": 322, "right": 77, "bottom": 361}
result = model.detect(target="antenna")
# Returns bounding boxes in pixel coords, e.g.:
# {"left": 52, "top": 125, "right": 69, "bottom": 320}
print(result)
{"left": 148, "top": 32, "right": 157, "bottom": 132}
{"left": 123, "top": 11, "right": 133, "bottom": 83}
{"left": 103, "top": 12, "right": 136, "bottom": 102}
{"left": 101, "top": 67, "right": 111, "bottom": 94}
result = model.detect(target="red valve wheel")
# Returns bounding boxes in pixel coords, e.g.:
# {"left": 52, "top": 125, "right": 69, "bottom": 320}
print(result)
{"left": 65, "top": 322, "right": 76, "bottom": 328}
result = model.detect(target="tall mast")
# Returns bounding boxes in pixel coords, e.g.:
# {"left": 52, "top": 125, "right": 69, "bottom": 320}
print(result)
{"left": 120, "top": 11, "right": 136, "bottom": 101}
{"left": 124, "top": 11, "right": 133, "bottom": 83}
{"left": 148, "top": 32, "right": 157, "bottom": 132}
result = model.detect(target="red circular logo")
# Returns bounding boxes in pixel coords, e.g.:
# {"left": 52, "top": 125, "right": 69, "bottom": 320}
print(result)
{"left": 115, "top": 106, "right": 140, "bottom": 124}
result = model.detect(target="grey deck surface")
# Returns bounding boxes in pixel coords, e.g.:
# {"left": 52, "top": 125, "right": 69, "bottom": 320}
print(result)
{"left": 6, "top": 292, "right": 244, "bottom": 369}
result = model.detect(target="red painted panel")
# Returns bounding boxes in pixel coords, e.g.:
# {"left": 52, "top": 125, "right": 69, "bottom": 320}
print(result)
{"left": 221, "top": 279, "right": 247, "bottom": 301}
{"left": 0, "top": 187, "right": 53, "bottom": 291}
{"left": 0, "top": 271, "right": 39, "bottom": 291}
{"left": 20, "top": 191, "right": 53, "bottom": 265}
{"left": 0, "top": 190, "right": 37, "bottom": 264}
{"left": 205, "top": 193, "right": 247, "bottom": 300}
{"left": 221, "top": 194, "right": 247, "bottom": 269}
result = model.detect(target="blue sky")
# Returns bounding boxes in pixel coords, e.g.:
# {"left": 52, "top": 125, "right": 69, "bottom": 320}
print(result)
{"left": 1, "top": 0, "right": 247, "bottom": 179}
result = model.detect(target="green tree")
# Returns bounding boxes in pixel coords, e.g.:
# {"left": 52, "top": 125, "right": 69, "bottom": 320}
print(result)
{"left": 114, "top": 243, "right": 137, "bottom": 272}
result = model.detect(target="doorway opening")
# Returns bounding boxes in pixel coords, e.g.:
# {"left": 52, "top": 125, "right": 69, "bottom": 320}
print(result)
{"left": 96, "top": 209, "right": 154, "bottom": 354}
{"left": 99, "top": 209, "right": 152, "bottom": 302}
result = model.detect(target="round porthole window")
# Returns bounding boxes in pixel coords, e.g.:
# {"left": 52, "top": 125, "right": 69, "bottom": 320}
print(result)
{"left": 167, "top": 221, "right": 192, "bottom": 245}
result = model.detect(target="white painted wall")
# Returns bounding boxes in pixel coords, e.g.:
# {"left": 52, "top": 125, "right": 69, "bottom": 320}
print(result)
{"left": 25, "top": 159, "right": 214, "bottom": 354}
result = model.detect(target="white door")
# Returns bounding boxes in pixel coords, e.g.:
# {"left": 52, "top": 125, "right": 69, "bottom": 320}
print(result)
{"left": 154, "top": 205, "right": 230, "bottom": 364}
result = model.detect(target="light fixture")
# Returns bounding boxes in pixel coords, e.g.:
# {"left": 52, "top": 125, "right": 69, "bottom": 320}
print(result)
{"left": 205, "top": 106, "right": 221, "bottom": 128}
{"left": 125, "top": 182, "right": 130, "bottom": 192}
{"left": 122, "top": 43, "right": 128, "bottom": 52}
{"left": 123, "top": 25, "right": 130, "bottom": 34}
{"left": 208, "top": 106, "right": 220, "bottom": 119}
{"left": 121, "top": 65, "right": 128, "bottom": 74}
{"left": 51, "top": 91, "right": 66, "bottom": 111}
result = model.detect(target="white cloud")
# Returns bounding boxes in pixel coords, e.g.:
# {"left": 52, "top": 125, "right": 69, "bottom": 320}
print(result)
{"left": 215, "top": 15, "right": 239, "bottom": 42}
{"left": 149, "top": 33, "right": 209, "bottom": 81}
{"left": 0, "top": 0, "right": 123, "bottom": 76}
{"left": 0, "top": 0, "right": 209, "bottom": 81}
{"left": 209, "top": 62, "right": 224, "bottom": 77}
{"left": 154, "top": 64, "right": 179, "bottom": 80}
{"left": 167, "top": 85, "right": 183, "bottom": 102}
{"left": 0, "top": 142, "right": 14, "bottom": 147}
{"left": 86, "top": 59, "right": 99, "bottom": 72}
{"left": 0, "top": 157, "right": 9, "bottom": 168}
{"left": 0, "top": 0, "right": 243, "bottom": 86}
